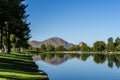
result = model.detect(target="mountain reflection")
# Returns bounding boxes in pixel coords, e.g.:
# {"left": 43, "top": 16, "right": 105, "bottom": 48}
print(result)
{"left": 32, "top": 53, "right": 120, "bottom": 68}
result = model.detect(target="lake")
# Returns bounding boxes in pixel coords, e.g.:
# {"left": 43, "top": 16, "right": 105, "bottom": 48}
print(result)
{"left": 32, "top": 53, "right": 120, "bottom": 80}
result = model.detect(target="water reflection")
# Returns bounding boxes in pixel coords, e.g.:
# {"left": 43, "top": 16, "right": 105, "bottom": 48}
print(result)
{"left": 32, "top": 53, "right": 120, "bottom": 68}
{"left": 32, "top": 53, "right": 120, "bottom": 80}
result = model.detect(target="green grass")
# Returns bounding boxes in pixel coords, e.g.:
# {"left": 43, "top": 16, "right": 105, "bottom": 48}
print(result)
{"left": 0, "top": 53, "right": 48, "bottom": 80}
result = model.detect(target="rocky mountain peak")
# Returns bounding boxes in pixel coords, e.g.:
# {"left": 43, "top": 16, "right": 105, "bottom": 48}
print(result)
{"left": 29, "top": 37, "right": 74, "bottom": 49}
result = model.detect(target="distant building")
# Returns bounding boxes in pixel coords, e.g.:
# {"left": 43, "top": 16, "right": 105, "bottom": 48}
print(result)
{"left": 79, "top": 42, "right": 85, "bottom": 47}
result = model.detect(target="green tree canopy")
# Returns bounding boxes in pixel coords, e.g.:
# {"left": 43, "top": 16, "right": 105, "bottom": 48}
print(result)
{"left": 46, "top": 44, "right": 55, "bottom": 51}
{"left": 68, "top": 46, "right": 76, "bottom": 51}
{"left": 93, "top": 41, "right": 106, "bottom": 51}
{"left": 114, "top": 37, "right": 120, "bottom": 51}
{"left": 0, "top": 0, "right": 31, "bottom": 53}
{"left": 80, "top": 43, "right": 90, "bottom": 51}
{"left": 40, "top": 44, "right": 46, "bottom": 51}
{"left": 106, "top": 37, "right": 115, "bottom": 52}
{"left": 55, "top": 46, "right": 65, "bottom": 51}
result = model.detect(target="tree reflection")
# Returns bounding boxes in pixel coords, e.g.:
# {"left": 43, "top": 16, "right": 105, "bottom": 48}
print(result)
{"left": 69, "top": 54, "right": 79, "bottom": 59}
{"left": 40, "top": 53, "right": 47, "bottom": 60}
{"left": 93, "top": 54, "right": 106, "bottom": 64}
{"left": 33, "top": 53, "right": 120, "bottom": 68}
{"left": 80, "top": 53, "right": 90, "bottom": 61}
{"left": 108, "top": 54, "right": 114, "bottom": 68}
{"left": 108, "top": 54, "right": 120, "bottom": 68}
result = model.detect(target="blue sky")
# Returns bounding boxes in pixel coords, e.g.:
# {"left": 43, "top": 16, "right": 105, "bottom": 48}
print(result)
{"left": 26, "top": 0, "right": 120, "bottom": 46}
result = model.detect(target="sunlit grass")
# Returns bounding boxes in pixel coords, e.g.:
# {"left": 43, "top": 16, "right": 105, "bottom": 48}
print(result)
{"left": 0, "top": 71, "right": 47, "bottom": 79}
{"left": 0, "top": 78, "right": 7, "bottom": 80}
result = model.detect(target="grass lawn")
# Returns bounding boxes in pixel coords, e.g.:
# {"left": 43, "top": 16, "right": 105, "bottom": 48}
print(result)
{"left": 0, "top": 53, "right": 48, "bottom": 80}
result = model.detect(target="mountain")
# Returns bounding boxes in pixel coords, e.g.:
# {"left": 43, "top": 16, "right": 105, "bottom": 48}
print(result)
{"left": 29, "top": 37, "right": 74, "bottom": 49}
{"left": 28, "top": 40, "right": 41, "bottom": 48}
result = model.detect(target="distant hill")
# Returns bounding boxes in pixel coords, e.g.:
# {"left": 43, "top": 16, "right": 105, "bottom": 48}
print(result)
{"left": 29, "top": 37, "right": 74, "bottom": 49}
{"left": 28, "top": 40, "right": 41, "bottom": 48}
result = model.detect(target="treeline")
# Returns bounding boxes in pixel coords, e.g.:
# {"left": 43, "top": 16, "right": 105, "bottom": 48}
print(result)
{"left": 0, "top": 0, "right": 31, "bottom": 53}
{"left": 93, "top": 37, "right": 120, "bottom": 52}
{"left": 30, "top": 37, "right": 120, "bottom": 52}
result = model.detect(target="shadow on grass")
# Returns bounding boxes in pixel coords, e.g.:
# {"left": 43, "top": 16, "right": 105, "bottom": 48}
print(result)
{"left": 0, "top": 57, "right": 37, "bottom": 72}
{"left": 0, "top": 53, "right": 49, "bottom": 80}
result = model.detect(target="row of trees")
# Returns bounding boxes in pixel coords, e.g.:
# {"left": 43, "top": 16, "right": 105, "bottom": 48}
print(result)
{"left": 30, "top": 44, "right": 65, "bottom": 52}
{"left": 0, "top": 0, "right": 31, "bottom": 53}
{"left": 32, "top": 44, "right": 91, "bottom": 52}
{"left": 93, "top": 37, "right": 120, "bottom": 52}
{"left": 30, "top": 43, "right": 91, "bottom": 52}
{"left": 30, "top": 37, "right": 120, "bottom": 52}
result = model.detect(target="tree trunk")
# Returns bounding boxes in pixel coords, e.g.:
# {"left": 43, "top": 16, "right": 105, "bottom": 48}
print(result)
{"left": 5, "top": 22, "right": 11, "bottom": 54}
{"left": 3, "top": 45, "right": 7, "bottom": 52}
{"left": 0, "top": 32, "right": 2, "bottom": 52}
{"left": 7, "top": 32, "right": 11, "bottom": 53}
{"left": 18, "top": 40, "right": 21, "bottom": 53}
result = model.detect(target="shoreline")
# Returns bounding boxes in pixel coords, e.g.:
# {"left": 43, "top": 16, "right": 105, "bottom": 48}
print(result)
{"left": 34, "top": 51, "right": 120, "bottom": 54}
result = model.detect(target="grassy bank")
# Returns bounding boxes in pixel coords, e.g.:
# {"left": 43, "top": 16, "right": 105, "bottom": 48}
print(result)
{"left": 0, "top": 53, "right": 48, "bottom": 80}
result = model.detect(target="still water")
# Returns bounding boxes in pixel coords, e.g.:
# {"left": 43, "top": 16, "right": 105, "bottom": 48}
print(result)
{"left": 32, "top": 53, "right": 120, "bottom": 80}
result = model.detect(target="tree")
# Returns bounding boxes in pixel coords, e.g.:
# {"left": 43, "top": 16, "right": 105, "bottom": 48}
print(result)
{"left": 0, "top": 0, "right": 31, "bottom": 53}
{"left": 75, "top": 45, "right": 80, "bottom": 51}
{"left": 80, "top": 43, "right": 90, "bottom": 51}
{"left": 46, "top": 44, "right": 55, "bottom": 51}
{"left": 93, "top": 41, "right": 106, "bottom": 52}
{"left": 68, "top": 46, "right": 76, "bottom": 51}
{"left": 106, "top": 37, "right": 115, "bottom": 52}
{"left": 114, "top": 37, "right": 120, "bottom": 51}
{"left": 115, "top": 45, "right": 120, "bottom": 51}
{"left": 55, "top": 46, "right": 65, "bottom": 51}
{"left": 40, "top": 44, "right": 46, "bottom": 51}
